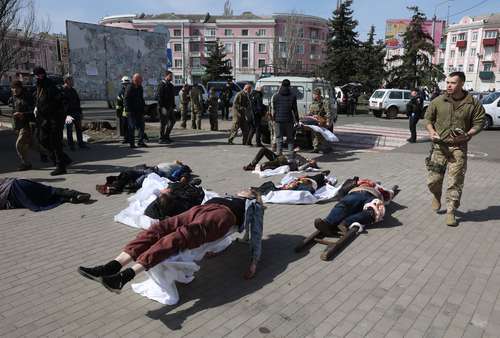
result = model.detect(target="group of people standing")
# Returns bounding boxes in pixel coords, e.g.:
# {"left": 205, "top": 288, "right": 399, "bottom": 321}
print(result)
{"left": 10, "top": 67, "right": 88, "bottom": 175}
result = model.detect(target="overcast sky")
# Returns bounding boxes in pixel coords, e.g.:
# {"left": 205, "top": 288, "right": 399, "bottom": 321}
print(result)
{"left": 38, "top": 0, "right": 500, "bottom": 40}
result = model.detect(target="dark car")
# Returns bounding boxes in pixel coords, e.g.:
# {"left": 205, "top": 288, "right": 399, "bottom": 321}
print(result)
{"left": 0, "top": 85, "right": 11, "bottom": 105}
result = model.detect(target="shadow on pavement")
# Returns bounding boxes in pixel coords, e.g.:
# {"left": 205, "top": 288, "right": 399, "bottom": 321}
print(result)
{"left": 457, "top": 206, "right": 500, "bottom": 223}
{"left": 146, "top": 233, "right": 310, "bottom": 330}
{"left": 371, "top": 201, "right": 406, "bottom": 229}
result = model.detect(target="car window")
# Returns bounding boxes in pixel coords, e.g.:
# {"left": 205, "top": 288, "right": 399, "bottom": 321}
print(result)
{"left": 481, "top": 92, "right": 500, "bottom": 105}
{"left": 389, "top": 91, "right": 403, "bottom": 99}
{"left": 371, "top": 90, "right": 386, "bottom": 99}
{"left": 261, "top": 85, "right": 279, "bottom": 99}
{"left": 403, "top": 92, "right": 411, "bottom": 100}
{"left": 292, "top": 86, "right": 304, "bottom": 100}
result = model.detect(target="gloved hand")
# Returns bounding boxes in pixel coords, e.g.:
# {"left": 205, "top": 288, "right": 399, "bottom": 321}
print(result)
{"left": 65, "top": 115, "right": 74, "bottom": 125}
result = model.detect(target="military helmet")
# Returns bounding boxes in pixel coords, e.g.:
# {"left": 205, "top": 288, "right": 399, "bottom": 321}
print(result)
{"left": 121, "top": 76, "right": 131, "bottom": 84}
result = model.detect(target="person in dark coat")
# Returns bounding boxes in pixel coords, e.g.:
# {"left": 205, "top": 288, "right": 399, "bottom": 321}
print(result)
{"left": 125, "top": 73, "right": 146, "bottom": 148}
{"left": 116, "top": 76, "right": 130, "bottom": 144}
{"left": 157, "top": 70, "right": 176, "bottom": 144}
{"left": 62, "top": 75, "right": 88, "bottom": 150}
{"left": 0, "top": 177, "right": 90, "bottom": 211}
{"left": 406, "top": 89, "right": 423, "bottom": 143}
{"left": 249, "top": 86, "right": 266, "bottom": 147}
{"left": 220, "top": 82, "right": 233, "bottom": 120}
{"left": 33, "top": 66, "right": 71, "bottom": 176}
{"left": 272, "top": 79, "right": 299, "bottom": 155}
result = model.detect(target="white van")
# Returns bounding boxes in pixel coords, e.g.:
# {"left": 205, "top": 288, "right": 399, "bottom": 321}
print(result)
{"left": 369, "top": 88, "right": 430, "bottom": 119}
{"left": 255, "top": 76, "right": 337, "bottom": 122}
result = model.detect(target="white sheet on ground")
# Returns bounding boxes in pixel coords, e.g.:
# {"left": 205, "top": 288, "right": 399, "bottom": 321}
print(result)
{"left": 113, "top": 173, "right": 219, "bottom": 229}
{"left": 131, "top": 229, "right": 237, "bottom": 305}
{"left": 252, "top": 165, "right": 321, "bottom": 178}
{"left": 303, "top": 125, "right": 340, "bottom": 143}
{"left": 262, "top": 173, "right": 340, "bottom": 204}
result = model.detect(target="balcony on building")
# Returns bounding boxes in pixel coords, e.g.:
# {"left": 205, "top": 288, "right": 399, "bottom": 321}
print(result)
{"left": 455, "top": 40, "right": 467, "bottom": 48}
{"left": 483, "top": 38, "right": 498, "bottom": 47}
{"left": 439, "top": 41, "right": 446, "bottom": 50}
{"left": 479, "top": 71, "right": 494, "bottom": 81}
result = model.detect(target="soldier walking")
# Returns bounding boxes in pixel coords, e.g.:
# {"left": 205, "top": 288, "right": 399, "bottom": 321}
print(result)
{"left": 179, "top": 84, "right": 190, "bottom": 128}
{"left": 424, "top": 71, "right": 485, "bottom": 227}
{"left": 190, "top": 83, "right": 203, "bottom": 129}
{"left": 228, "top": 84, "right": 252, "bottom": 145}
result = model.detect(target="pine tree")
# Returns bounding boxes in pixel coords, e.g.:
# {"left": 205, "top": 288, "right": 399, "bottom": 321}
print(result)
{"left": 355, "top": 25, "right": 386, "bottom": 93}
{"left": 202, "top": 40, "right": 233, "bottom": 83}
{"left": 386, "top": 6, "right": 440, "bottom": 88}
{"left": 323, "top": 0, "right": 359, "bottom": 86}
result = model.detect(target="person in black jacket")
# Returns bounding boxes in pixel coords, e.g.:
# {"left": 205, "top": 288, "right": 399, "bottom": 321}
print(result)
{"left": 125, "top": 73, "right": 146, "bottom": 148}
{"left": 62, "top": 75, "right": 88, "bottom": 150}
{"left": 157, "top": 70, "right": 176, "bottom": 144}
{"left": 406, "top": 89, "right": 423, "bottom": 143}
{"left": 272, "top": 79, "right": 299, "bottom": 155}
{"left": 249, "top": 86, "right": 266, "bottom": 147}
{"left": 33, "top": 66, "right": 71, "bottom": 176}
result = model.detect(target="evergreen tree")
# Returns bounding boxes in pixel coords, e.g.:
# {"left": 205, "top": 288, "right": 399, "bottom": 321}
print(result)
{"left": 386, "top": 6, "right": 441, "bottom": 88}
{"left": 355, "top": 25, "right": 386, "bottom": 93}
{"left": 202, "top": 40, "right": 233, "bottom": 83}
{"left": 323, "top": 0, "right": 359, "bottom": 86}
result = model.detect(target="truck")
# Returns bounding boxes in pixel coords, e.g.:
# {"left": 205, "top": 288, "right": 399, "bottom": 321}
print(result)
{"left": 66, "top": 20, "right": 170, "bottom": 120}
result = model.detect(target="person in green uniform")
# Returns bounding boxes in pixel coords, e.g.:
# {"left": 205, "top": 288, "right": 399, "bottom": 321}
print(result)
{"left": 207, "top": 87, "right": 219, "bottom": 131}
{"left": 307, "top": 88, "right": 331, "bottom": 153}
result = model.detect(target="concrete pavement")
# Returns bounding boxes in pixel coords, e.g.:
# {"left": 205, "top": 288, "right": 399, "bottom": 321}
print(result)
{"left": 0, "top": 115, "right": 499, "bottom": 338}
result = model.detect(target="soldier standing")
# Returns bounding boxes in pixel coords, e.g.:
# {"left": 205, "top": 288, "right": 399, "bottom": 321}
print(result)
{"left": 220, "top": 82, "right": 233, "bottom": 120}
{"left": 307, "top": 88, "right": 331, "bottom": 153}
{"left": 116, "top": 76, "right": 130, "bottom": 144}
{"left": 228, "top": 84, "right": 252, "bottom": 145}
{"left": 10, "top": 80, "right": 35, "bottom": 171}
{"left": 207, "top": 87, "right": 219, "bottom": 131}
{"left": 424, "top": 71, "right": 485, "bottom": 227}
{"left": 179, "top": 84, "right": 190, "bottom": 128}
{"left": 190, "top": 83, "right": 203, "bottom": 129}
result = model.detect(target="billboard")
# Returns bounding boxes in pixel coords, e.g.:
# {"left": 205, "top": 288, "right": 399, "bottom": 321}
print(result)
{"left": 66, "top": 20, "right": 169, "bottom": 101}
{"left": 385, "top": 19, "right": 410, "bottom": 49}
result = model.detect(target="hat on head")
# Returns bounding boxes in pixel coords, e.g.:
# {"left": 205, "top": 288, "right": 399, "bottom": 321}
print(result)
{"left": 281, "top": 79, "right": 291, "bottom": 87}
{"left": 121, "top": 76, "right": 130, "bottom": 83}
{"left": 32, "top": 66, "right": 46, "bottom": 76}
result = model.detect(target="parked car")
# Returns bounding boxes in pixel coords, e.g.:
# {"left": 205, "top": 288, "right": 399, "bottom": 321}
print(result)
{"left": 369, "top": 88, "right": 430, "bottom": 119}
{"left": 335, "top": 83, "right": 362, "bottom": 114}
{"left": 482, "top": 92, "right": 500, "bottom": 129}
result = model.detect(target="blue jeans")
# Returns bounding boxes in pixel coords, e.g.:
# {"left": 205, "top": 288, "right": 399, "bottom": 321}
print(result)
{"left": 275, "top": 122, "right": 294, "bottom": 154}
{"left": 325, "top": 191, "right": 376, "bottom": 226}
{"left": 128, "top": 112, "right": 145, "bottom": 145}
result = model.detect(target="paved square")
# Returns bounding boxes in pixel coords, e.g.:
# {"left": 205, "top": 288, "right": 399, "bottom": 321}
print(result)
{"left": 1, "top": 117, "right": 499, "bottom": 338}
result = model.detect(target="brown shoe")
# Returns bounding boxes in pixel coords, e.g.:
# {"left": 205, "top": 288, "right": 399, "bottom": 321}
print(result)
{"left": 446, "top": 211, "right": 458, "bottom": 227}
{"left": 431, "top": 194, "right": 441, "bottom": 212}
{"left": 314, "top": 218, "right": 335, "bottom": 237}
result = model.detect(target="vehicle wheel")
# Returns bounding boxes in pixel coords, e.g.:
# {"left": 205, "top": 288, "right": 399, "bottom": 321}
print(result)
{"left": 373, "top": 111, "right": 382, "bottom": 118}
{"left": 386, "top": 106, "right": 398, "bottom": 119}
{"left": 484, "top": 115, "right": 493, "bottom": 130}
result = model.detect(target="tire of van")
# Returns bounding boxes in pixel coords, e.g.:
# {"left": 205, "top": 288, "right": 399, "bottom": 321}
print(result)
{"left": 386, "top": 106, "right": 399, "bottom": 119}
{"left": 484, "top": 115, "right": 493, "bottom": 130}
{"left": 373, "top": 110, "right": 382, "bottom": 118}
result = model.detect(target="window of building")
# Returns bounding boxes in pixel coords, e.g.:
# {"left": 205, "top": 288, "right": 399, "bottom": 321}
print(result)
{"left": 468, "top": 64, "right": 474, "bottom": 72}
{"left": 225, "top": 59, "right": 232, "bottom": 68}
{"left": 279, "top": 42, "right": 287, "bottom": 54}
{"left": 174, "top": 59, "right": 182, "bottom": 68}
{"left": 458, "top": 33, "right": 466, "bottom": 41}
{"left": 241, "top": 29, "right": 249, "bottom": 36}
{"left": 457, "top": 64, "right": 463, "bottom": 72}
{"left": 224, "top": 29, "right": 232, "bottom": 36}
{"left": 174, "top": 75, "right": 183, "bottom": 85}
{"left": 296, "top": 60, "right": 303, "bottom": 70}
{"left": 485, "top": 46, "right": 494, "bottom": 57}
{"left": 310, "top": 28, "right": 319, "bottom": 40}
{"left": 484, "top": 30, "right": 498, "bottom": 39}
{"left": 258, "top": 59, "right": 266, "bottom": 68}
{"left": 224, "top": 43, "right": 233, "bottom": 53}
{"left": 472, "top": 31, "right": 478, "bottom": 41}
{"left": 257, "top": 29, "right": 266, "bottom": 36}
{"left": 192, "top": 29, "right": 200, "bottom": 36}
{"left": 190, "top": 42, "right": 200, "bottom": 52}
{"left": 459, "top": 49, "right": 465, "bottom": 57}
{"left": 173, "top": 29, "right": 181, "bottom": 37}
{"left": 484, "top": 63, "right": 492, "bottom": 71}
{"left": 258, "top": 43, "right": 266, "bottom": 53}
{"left": 191, "top": 57, "right": 201, "bottom": 68}
{"left": 450, "top": 50, "right": 455, "bottom": 59}
{"left": 451, "top": 34, "right": 457, "bottom": 42}
{"left": 205, "top": 28, "right": 216, "bottom": 37}
{"left": 388, "top": 91, "right": 403, "bottom": 99}
{"left": 470, "top": 47, "right": 476, "bottom": 57}
{"left": 174, "top": 43, "right": 182, "bottom": 52}
{"left": 241, "top": 43, "right": 249, "bottom": 67}
{"left": 296, "top": 44, "right": 304, "bottom": 54}
{"left": 448, "top": 65, "right": 454, "bottom": 73}
{"left": 298, "top": 27, "right": 304, "bottom": 38}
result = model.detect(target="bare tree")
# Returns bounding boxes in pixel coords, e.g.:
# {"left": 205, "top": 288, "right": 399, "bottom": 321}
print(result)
{"left": 223, "top": 0, "right": 233, "bottom": 16}
{"left": 273, "top": 12, "right": 302, "bottom": 74}
{"left": 0, "top": 0, "right": 49, "bottom": 80}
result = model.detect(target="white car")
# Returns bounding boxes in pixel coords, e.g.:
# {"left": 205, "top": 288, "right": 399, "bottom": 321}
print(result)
{"left": 482, "top": 92, "right": 500, "bottom": 129}
{"left": 369, "top": 89, "right": 430, "bottom": 119}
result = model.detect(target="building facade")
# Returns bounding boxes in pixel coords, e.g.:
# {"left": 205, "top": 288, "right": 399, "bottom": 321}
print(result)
{"left": 100, "top": 12, "right": 329, "bottom": 84}
{"left": 443, "top": 13, "right": 500, "bottom": 91}
{"left": 384, "top": 19, "right": 446, "bottom": 69}
{"left": 0, "top": 33, "right": 69, "bottom": 85}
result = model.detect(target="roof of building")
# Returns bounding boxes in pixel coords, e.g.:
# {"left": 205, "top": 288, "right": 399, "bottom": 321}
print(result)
{"left": 142, "top": 11, "right": 268, "bottom": 23}
{"left": 470, "top": 12, "right": 500, "bottom": 25}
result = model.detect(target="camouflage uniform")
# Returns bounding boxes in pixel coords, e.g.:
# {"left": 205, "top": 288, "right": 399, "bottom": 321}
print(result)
{"left": 228, "top": 90, "right": 251, "bottom": 144}
{"left": 207, "top": 89, "right": 219, "bottom": 131}
{"left": 179, "top": 87, "right": 190, "bottom": 128}
{"left": 190, "top": 86, "right": 203, "bottom": 129}
{"left": 307, "top": 92, "right": 331, "bottom": 151}
{"left": 424, "top": 93, "right": 485, "bottom": 212}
